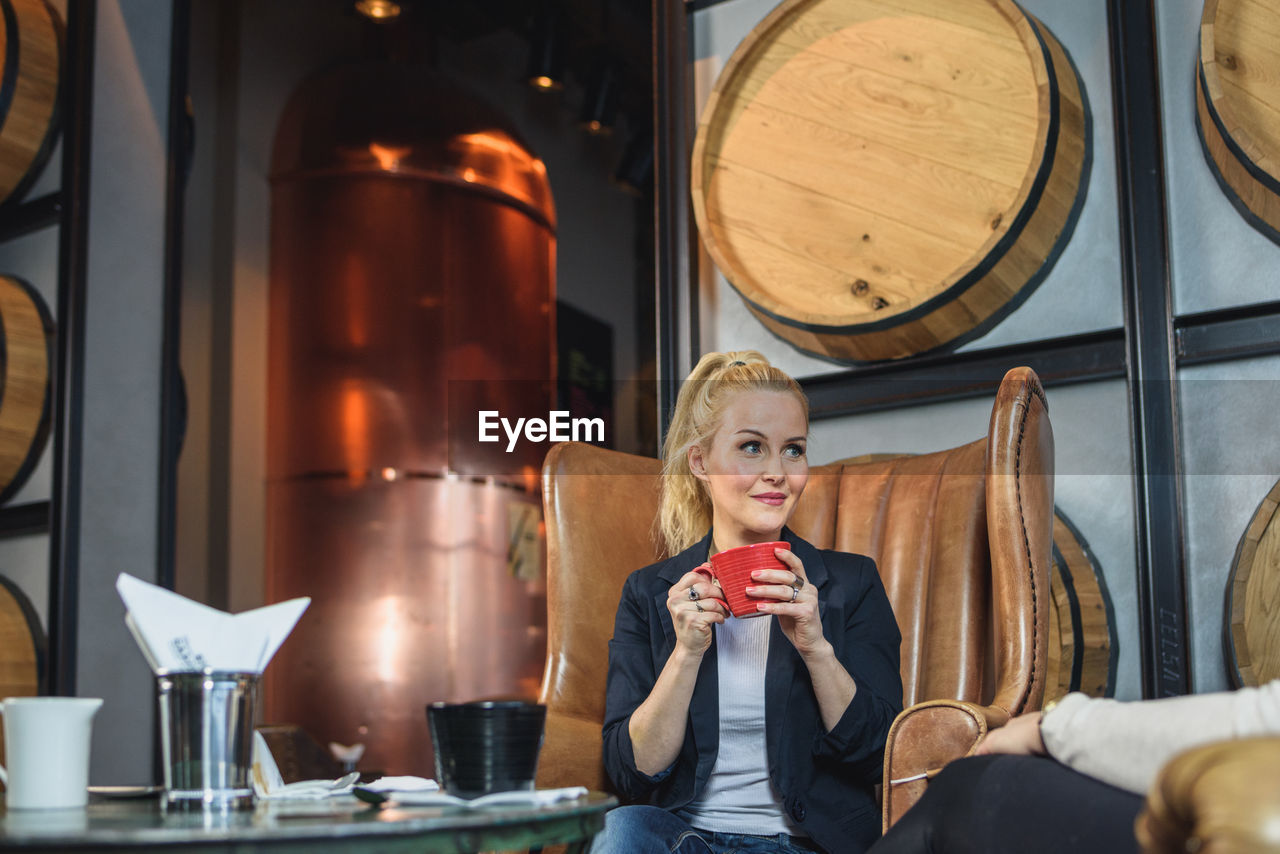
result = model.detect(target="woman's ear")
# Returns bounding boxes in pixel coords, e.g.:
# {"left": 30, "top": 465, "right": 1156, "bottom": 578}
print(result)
{"left": 688, "top": 445, "right": 710, "bottom": 482}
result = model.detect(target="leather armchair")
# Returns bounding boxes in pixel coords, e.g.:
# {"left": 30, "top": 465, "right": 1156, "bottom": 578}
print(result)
{"left": 1136, "top": 736, "right": 1280, "bottom": 854}
{"left": 535, "top": 367, "right": 1055, "bottom": 833}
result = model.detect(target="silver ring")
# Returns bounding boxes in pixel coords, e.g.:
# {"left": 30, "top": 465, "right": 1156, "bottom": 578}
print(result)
{"left": 793, "top": 576, "right": 805, "bottom": 590}
{"left": 695, "top": 601, "right": 704, "bottom": 612}
{"left": 790, "top": 585, "right": 799, "bottom": 602}
{"left": 688, "top": 587, "right": 699, "bottom": 601}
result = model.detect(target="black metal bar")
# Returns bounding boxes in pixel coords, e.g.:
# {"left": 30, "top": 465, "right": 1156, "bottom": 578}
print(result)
{"left": 0, "top": 501, "right": 51, "bottom": 538}
{"left": 156, "top": 0, "right": 190, "bottom": 593}
{"left": 653, "top": 0, "right": 690, "bottom": 445}
{"left": 48, "top": 0, "right": 96, "bottom": 698}
{"left": 799, "top": 329, "right": 1127, "bottom": 419}
{"left": 0, "top": 192, "right": 61, "bottom": 243}
{"left": 685, "top": 0, "right": 731, "bottom": 11}
{"left": 1108, "top": 0, "right": 1188, "bottom": 698}
{"left": 1175, "top": 299, "right": 1280, "bottom": 366}
{"left": 205, "top": 0, "right": 240, "bottom": 611}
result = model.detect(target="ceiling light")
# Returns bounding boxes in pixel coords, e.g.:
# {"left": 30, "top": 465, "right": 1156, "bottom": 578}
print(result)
{"left": 355, "top": 0, "right": 401, "bottom": 20}
{"left": 526, "top": 8, "right": 565, "bottom": 91}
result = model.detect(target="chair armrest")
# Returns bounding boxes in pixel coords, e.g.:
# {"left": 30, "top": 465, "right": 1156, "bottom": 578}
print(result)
{"left": 881, "top": 699, "right": 1011, "bottom": 831}
{"left": 535, "top": 711, "right": 610, "bottom": 794}
{"left": 1136, "top": 736, "right": 1280, "bottom": 854}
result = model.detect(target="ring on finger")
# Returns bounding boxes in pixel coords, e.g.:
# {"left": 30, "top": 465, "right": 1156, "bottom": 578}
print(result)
{"left": 790, "top": 585, "right": 799, "bottom": 602}
{"left": 688, "top": 587, "right": 699, "bottom": 601}
{"left": 695, "top": 601, "right": 704, "bottom": 612}
{"left": 792, "top": 575, "right": 805, "bottom": 590}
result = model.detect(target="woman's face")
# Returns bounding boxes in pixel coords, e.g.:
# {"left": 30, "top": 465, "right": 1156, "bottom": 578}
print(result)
{"left": 688, "top": 389, "right": 809, "bottom": 549}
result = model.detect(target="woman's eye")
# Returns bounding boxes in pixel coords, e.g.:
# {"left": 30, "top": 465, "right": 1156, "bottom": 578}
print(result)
{"left": 784, "top": 444, "right": 806, "bottom": 459}
{"left": 740, "top": 440, "right": 762, "bottom": 454}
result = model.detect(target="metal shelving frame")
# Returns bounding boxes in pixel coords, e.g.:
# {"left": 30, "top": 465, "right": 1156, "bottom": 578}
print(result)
{"left": 0, "top": 1, "right": 98, "bottom": 697}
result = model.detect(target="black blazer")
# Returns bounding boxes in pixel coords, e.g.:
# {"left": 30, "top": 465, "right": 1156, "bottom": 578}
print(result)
{"left": 602, "top": 528, "right": 903, "bottom": 853}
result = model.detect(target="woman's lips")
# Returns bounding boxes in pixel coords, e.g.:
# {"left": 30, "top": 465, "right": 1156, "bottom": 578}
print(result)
{"left": 752, "top": 493, "right": 786, "bottom": 506}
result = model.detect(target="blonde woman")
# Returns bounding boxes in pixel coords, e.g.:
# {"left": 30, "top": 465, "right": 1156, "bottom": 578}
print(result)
{"left": 591, "top": 352, "right": 903, "bottom": 854}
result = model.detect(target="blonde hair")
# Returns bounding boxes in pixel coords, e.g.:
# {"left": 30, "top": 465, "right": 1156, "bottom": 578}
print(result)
{"left": 658, "top": 350, "right": 809, "bottom": 555}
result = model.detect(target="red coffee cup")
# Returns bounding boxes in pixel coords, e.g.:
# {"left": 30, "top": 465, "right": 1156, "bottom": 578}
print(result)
{"left": 696, "top": 541, "right": 790, "bottom": 618}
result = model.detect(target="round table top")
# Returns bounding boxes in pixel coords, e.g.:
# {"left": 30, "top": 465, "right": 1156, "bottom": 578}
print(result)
{"left": 0, "top": 791, "right": 617, "bottom": 853}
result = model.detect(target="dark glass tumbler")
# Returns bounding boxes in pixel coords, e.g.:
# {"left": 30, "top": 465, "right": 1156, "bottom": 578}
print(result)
{"left": 426, "top": 701, "right": 546, "bottom": 798}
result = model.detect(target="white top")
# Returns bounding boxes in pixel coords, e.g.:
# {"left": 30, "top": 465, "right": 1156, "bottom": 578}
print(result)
{"left": 1039, "top": 679, "right": 1280, "bottom": 794}
{"left": 677, "top": 615, "right": 801, "bottom": 836}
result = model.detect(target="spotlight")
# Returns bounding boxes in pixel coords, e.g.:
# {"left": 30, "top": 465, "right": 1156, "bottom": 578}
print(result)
{"left": 579, "top": 60, "right": 621, "bottom": 136}
{"left": 354, "top": 0, "right": 401, "bottom": 21}
{"left": 613, "top": 123, "right": 653, "bottom": 196}
{"left": 526, "top": 7, "right": 565, "bottom": 91}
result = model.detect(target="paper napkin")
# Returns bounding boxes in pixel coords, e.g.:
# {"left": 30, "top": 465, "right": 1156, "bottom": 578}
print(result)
{"left": 370, "top": 786, "right": 588, "bottom": 808}
{"left": 116, "top": 573, "right": 310, "bottom": 673}
{"left": 251, "top": 732, "right": 358, "bottom": 801}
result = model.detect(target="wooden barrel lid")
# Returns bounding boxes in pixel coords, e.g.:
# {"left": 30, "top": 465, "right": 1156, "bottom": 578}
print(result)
{"left": 1045, "top": 509, "right": 1116, "bottom": 701}
{"left": 691, "top": 0, "right": 1089, "bottom": 363}
{"left": 0, "top": 275, "right": 53, "bottom": 504}
{"left": 1197, "top": 0, "right": 1280, "bottom": 243}
{"left": 0, "top": 574, "right": 44, "bottom": 766}
{"left": 0, "top": 0, "right": 62, "bottom": 208}
{"left": 1226, "top": 477, "right": 1280, "bottom": 687}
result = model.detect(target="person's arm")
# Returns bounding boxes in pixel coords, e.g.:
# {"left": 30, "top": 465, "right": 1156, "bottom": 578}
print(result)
{"left": 626, "top": 643, "right": 704, "bottom": 775}
{"left": 812, "top": 554, "right": 904, "bottom": 782}
{"left": 757, "top": 550, "right": 902, "bottom": 782}
{"left": 978, "top": 680, "right": 1280, "bottom": 795}
{"left": 602, "top": 567, "right": 726, "bottom": 796}
{"left": 800, "top": 642, "right": 858, "bottom": 731}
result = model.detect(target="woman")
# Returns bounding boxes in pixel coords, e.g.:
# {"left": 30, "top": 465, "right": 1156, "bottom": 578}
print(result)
{"left": 869, "top": 680, "right": 1280, "bottom": 853}
{"left": 592, "top": 351, "right": 903, "bottom": 854}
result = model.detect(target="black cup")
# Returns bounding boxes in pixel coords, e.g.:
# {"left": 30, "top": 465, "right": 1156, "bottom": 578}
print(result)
{"left": 427, "top": 701, "right": 547, "bottom": 798}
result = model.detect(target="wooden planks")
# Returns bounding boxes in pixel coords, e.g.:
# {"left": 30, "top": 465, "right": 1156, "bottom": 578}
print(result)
{"left": 1227, "top": 478, "right": 1280, "bottom": 687}
{"left": 1197, "top": 0, "right": 1280, "bottom": 241}
{"left": 0, "top": 576, "right": 42, "bottom": 767}
{"left": 0, "top": 275, "right": 53, "bottom": 504}
{"left": 1046, "top": 510, "right": 1116, "bottom": 701}
{"left": 692, "top": 0, "right": 1089, "bottom": 363}
{"left": 0, "top": 0, "right": 62, "bottom": 208}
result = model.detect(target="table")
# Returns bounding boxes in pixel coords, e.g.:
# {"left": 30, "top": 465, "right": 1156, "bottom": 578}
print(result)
{"left": 0, "top": 791, "right": 616, "bottom": 853}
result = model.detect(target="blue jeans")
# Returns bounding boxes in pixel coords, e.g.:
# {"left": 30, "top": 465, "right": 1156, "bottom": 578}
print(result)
{"left": 590, "top": 805, "right": 824, "bottom": 854}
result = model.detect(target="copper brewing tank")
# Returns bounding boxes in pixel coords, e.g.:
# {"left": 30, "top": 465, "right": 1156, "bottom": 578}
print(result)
{"left": 265, "top": 62, "right": 555, "bottom": 777}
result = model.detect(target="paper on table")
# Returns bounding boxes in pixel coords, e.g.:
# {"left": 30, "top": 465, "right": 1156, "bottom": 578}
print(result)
{"left": 380, "top": 786, "right": 588, "bottom": 808}
{"left": 116, "top": 573, "right": 309, "bottom": 673}
{"left": 251, "top": 732, "right": 358, "bottom": 801}
{"left": 360, "top": 776, "right": 439, "bottom": 793}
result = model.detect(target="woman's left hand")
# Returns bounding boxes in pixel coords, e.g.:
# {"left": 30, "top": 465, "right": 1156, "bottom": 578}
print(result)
{"left": 749, "top": 548, "right": 826, "bottom": 657}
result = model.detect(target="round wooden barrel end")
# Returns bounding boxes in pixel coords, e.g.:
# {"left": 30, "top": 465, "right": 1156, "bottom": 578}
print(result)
{"left": 0, "top": 274, "right": 54, "bottom": 505}
{"left": 693, "top": 0, "right": 1090, "bottom": 364}
{"left": 1195, "top": 0, "right": 1280, "bottom": 245}
{"left": 1047, "top": 509, "right": 1117, "bottom": 703}
{"left": 0, "top": 0, "right": 64, "bottom": 209}
{"left": 1226, "top": 479, "right": 1280, "bottom": 688}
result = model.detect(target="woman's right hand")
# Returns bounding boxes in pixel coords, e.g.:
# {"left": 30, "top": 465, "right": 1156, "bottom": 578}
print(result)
{"left": 973, "top": 711, "right": 1046, "bottom": 756}
{"left": 667, "top": 565, "right": 727, "bottom": 655}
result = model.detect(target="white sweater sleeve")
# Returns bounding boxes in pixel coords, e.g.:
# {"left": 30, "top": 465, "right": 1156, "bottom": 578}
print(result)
{"left": 1038, "top": 679, "right": 1280, "bottom": 795}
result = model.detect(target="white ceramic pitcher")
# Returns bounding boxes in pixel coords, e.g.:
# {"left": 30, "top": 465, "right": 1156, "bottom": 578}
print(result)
{"left": 0, "top": 697, "right": 103, "bottom": 809}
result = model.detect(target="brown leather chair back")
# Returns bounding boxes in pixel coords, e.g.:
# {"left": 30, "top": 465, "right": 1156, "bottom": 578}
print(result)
{"left": 536, "top": 367, "right": 1053, "bottom": 791}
